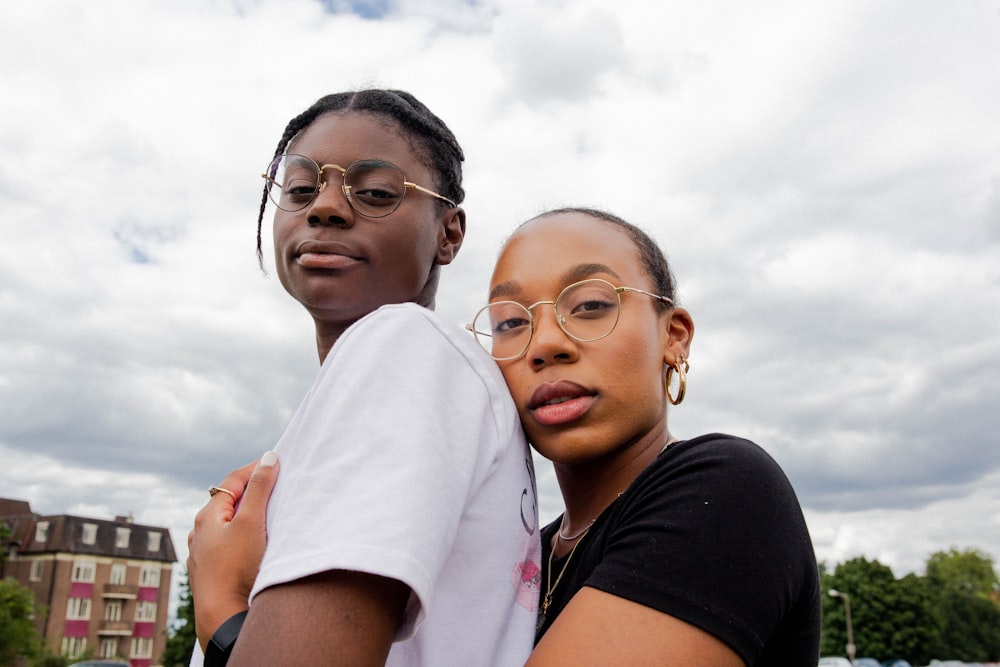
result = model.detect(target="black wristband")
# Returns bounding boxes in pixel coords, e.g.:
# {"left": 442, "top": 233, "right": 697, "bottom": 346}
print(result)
{"left": 205, "top": 610, "right": 247, "bottom": 667}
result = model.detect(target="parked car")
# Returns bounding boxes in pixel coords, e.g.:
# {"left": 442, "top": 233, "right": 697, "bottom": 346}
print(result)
{"left": 819, "top": 658, "right": 853, "bottom": 667}
{"left": 881, "top": 660, "right": 913, "bottom": 667}
{"left": 856, "top": 659, "right": 882, "bottom": 667}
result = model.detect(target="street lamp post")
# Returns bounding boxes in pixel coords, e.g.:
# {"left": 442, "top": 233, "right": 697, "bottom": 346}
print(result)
{"left": 828, "top": 589, "right": 855, "bottom": 665}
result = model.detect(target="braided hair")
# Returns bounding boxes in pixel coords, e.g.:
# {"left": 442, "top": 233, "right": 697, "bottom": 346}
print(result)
{"left": 255, "top": 90, "right": 465, "bottom": 267}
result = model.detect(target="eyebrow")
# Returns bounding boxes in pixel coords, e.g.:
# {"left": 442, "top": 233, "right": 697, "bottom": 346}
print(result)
{"left": 489, "top": 263, "right": 624, "bottom": 300}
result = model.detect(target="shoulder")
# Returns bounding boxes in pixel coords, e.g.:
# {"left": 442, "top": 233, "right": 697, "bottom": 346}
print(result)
{"left": 620, "top": 433, "right": 809, "bottom": 545}
{"left": 650, "top": 433, "right": 790, "bottom": 487}
{"left": 341, "top": 302, "right": 459, "bottom": 344}
{"left": 320, "top": 303, "right": 519, "bottom": 432}
{"left": 336, "top": 303, "right": 489, "bottom": 367}
{"left": 594, "top": 435, "right": 819, "bottom": 661}
{"left": 666, "top": 432, "right": 774, "bottom": 459}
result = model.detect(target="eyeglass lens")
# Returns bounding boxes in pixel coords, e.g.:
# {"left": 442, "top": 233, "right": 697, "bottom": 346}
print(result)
{"left": 472, "top": 280, "right": 622, "bottom": 359}
{"left": 266, "top": 155, "right": 408, "bottom": 217}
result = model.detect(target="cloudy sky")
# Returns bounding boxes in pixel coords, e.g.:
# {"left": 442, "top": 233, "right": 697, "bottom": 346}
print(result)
{"left": 3, "top": 0, "right": 999, "bottom": 619}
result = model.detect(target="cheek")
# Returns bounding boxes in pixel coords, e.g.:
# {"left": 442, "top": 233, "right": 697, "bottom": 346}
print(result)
{"left": 271, "top": 218, "right": 289, "bottom": 253}
{"left": 498, "top": 364, "right": 523, "bottom": 397}
{"left": 271, "top": 218, "right": 298, "bottom": 290}
{"left": 272, "top": 216, "right": 293, "bottom": 252}
{"left": 606, "top": 334, "right": 665, "bottom": 398}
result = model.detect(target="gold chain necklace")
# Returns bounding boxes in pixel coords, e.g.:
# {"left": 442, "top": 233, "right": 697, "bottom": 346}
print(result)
{"left": 537, "top": 438, "right": 676, "bottom": 635}
{"left": 556, "top": 517, "right": 595, "bottom": 541}
{"left": 537, "top": 518, "right": 592, "bottom": 634}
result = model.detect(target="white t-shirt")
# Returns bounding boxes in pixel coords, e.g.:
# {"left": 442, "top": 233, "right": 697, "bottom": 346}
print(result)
{"left": 250, "top": 303, "right": 540, "bottom": 665}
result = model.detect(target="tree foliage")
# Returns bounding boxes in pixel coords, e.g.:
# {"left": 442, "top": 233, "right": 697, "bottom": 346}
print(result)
{"left": 0, "top": 577, "right": 43, "bottom": 666}
{"left": 1, "top": 522, "right": 12, "bottom": 566}
{"left": 821, "top": 557, "right": 937, "bottom": 664}
{"left": 161, "top": 569, "right": 197, "bottom": 667}
{"left": 926, "top": 547, "right": 1000, "bottom": 597}
{"left": 925, "top": 548, "right": 1000, "bottom": 660}
{"left": 820, "top": 548, "right": 1000, "bottom": 664}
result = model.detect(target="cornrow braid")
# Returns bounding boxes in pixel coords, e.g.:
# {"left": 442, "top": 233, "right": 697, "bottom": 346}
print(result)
{"left": 255, "top": 89, "right": 466, "bottom": 268}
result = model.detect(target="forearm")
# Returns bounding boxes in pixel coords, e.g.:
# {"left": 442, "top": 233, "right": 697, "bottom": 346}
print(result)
{"left": 227, "top": 569, "right": 409, "bottom": 666}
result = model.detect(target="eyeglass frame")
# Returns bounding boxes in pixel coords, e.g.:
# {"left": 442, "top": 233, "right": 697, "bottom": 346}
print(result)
{"left": 466, "top": 278, "right": 674, "bottom": 361}
{"left": 261, "top": 154, "right": 458, "bottom": 218}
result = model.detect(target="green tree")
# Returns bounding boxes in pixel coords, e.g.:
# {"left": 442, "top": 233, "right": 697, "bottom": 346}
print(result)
{"left": 926, "top": 547, "right": 999, "bottom": 597}
{"left": 0, "top": 577, "right": 42, "bottom": 666}
{"left": 1, "top": 522, "right": 12, "bottom": 567}
{"left": 890, "top": 572, "right": 939, "bottom": 666}
{"left": 33, "top": 651, "right": 70, "bottom": 667}
{"left": 925, "top": 548, "right": 1000, "bottom": 661}
{"left": 821, "top": 557, "right": 938, "bottom": 664}
{"left": 161, "top": 570, "right": 196, "bottom": 667}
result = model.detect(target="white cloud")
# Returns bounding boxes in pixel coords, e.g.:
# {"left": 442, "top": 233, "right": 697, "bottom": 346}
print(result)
{"left": 3, "top": 0, "right": 1000, "bottom": 624}
{"left": 492, "top": 3, "right": 628, "bottom": 104}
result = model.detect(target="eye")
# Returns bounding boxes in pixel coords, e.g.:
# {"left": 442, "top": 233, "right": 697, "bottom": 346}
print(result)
{"left": 568, "top": 298, "right": 615, "bottom": 317}
{"left": 483, "top": 302, "right": 532, "bottom": 337}
{"left": 278, "top": 174, "right": 319, "bottom": 204}
{"left": 559, "top": 281, "right": 619, "bottom": 320}
{"left": 285, "top": 183, "right": 319, "bottom": 199}
{"left": 347, "top": 163, "right": 405, "bottom": 208}
{"left": 494, "top": 316, "right": 531, "bottom": 335}
{"left": 352, "top": 187, "right": 403, "bottom": 206}
{"left": 572, "top": 299, "right": 615, "bottom": 315}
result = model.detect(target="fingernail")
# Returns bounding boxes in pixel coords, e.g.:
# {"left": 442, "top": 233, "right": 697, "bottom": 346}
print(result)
{"left": 259, "top": 450, "right": 278, "bottom": 468}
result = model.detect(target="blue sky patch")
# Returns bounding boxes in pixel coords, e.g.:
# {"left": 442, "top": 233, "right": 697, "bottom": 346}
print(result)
{"left": 320, "top": 0, "right": 392, "bottom": 19}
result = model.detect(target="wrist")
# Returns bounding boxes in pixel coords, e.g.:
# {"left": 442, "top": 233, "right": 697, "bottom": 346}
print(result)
{"left": 196, "top": 595, "right": 249, "bottom": 651}
{"left": 204, "top": 610, "right": 247, "bottom": 667}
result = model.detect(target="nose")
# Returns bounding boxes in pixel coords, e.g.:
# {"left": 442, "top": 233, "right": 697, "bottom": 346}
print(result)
{"left": 306, "top": 180, "right": 355, "bottom": 227}
{"left": 526, "top": 304, "right": 578, "bottom": 368}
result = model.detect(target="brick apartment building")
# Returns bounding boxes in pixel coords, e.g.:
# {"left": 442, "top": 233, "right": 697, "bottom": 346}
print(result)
{"left": 1, "top": 497, "right": 177, "bottom": 666}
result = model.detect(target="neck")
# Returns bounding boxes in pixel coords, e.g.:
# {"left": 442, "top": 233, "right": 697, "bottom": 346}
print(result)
{"left": 310, "top": 274, "right": 441, "bottom": 364}
{"left": 311, "top": 295, "right": 440, "bottom": 365}
{"left": 315, "top": 331, "right": 341, "bottom": 364}
{"left": 553, "top": 421, "right": 672, "bottom": 553}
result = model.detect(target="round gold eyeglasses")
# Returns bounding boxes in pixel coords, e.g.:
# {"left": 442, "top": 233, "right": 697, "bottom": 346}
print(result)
{"left": 466, "top": 278, "right": 673, "bottom": 360}
{"left": 262, "top": 154, "right": 456, "bottom": 218}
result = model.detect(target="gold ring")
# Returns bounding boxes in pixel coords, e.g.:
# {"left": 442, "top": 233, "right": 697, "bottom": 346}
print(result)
{"left": 208, "top": 486, "right": 237, "bottom": 501}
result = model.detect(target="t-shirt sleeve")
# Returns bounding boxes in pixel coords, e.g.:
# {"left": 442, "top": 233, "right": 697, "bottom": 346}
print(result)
{"left": 251, "top": 305, "right": 510, "bottom": 639}
{"left": 587, "top": 435, "right": 817, "bottom": 663}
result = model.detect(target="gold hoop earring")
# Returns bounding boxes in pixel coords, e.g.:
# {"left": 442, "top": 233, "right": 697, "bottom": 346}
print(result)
{"left": 665, "top": 357, "right": 689, "bottom": 406}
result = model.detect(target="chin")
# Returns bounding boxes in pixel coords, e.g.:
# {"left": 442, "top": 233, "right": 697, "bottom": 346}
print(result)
{"left": 527, "top": 432, "right": 585, "bottom": 464}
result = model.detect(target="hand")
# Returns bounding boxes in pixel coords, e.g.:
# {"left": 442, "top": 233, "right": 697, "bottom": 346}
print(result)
{"left": 188, "top": 450, "right": 279, "bottom": 651}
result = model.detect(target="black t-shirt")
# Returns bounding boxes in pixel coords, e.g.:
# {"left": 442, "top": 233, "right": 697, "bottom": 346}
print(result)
{"left": 536, "top": 433, "right": 821, "bottom": 666}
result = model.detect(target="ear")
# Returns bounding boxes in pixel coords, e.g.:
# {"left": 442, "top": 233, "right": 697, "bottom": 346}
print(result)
{"left": 435, "top": 207, "right": 466, "bottom": 266}
{"left": 662, "top": 307, "right": 694, "bottom": 367}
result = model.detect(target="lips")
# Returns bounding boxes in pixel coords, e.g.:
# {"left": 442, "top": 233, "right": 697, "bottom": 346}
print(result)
{"left": 528, "top": 380, "right": 596, "bottom": 426}
{"left": 293, "top": 240, "right": 365, "bottom": 270}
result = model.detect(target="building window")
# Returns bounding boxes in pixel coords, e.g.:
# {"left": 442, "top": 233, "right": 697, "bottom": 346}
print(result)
{"left": 81, "top": 523, "right": 98, "bottom": 545}
{"left": 62, "top": 636, "right": 87, "bottom": 659}
{"left": 30, "top": 560, "right": 44, "bottom": 582}
{"left": 130, "top": 636, "right": 153, "bottom": 659}
{"left": 147, "top": 531, "right": 162, "bottom": 552}
{"left": 115, "top": 527, "right": 131, "bottom": 549}
{"left": 110, "top": 563, "right": 127, "bottom": 586}
{"left": 135, "top": 600, "right": 157, "bottom": 622}
{"left": 100, "top": 638, "right": 119, "bottom": 659}
{"left": 34, "top": 521, "right": 49, "bottom": 543}
{"left": 72, "top": 559, "right": 96, "bottom": 583}
{"left": 66, "top": 597, "right": 92, "bottom": 620}
{"left": 139, "top": 565, "right": 160, "bottom": 587}
{"left": 105, "top": 600, "right": 123, "bottom": 622}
